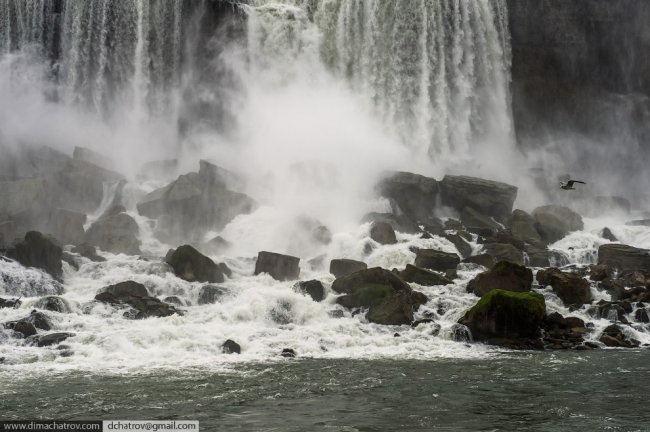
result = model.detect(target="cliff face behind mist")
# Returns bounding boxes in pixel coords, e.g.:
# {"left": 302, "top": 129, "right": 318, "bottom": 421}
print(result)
{"left": 508, "top": 0, "right": 650, "bottom": 147}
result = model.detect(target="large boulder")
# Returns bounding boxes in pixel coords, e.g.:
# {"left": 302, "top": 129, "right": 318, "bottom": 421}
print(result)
{"left": 532, "top": 205, "right": 584, "bottom": 244}
{"left": 254, "top": 251, "right": 300, "bottom": 281}
{"left": 0, "top": 145, "right": 70, "bottom": 181}
{"left": 400, "top": 264, "right": 452, "bottom": 286}
{"left": 370, "top": 222, "right": 397, "bottom": 245}
{"left": 0, "top": 220, "right": 17, "bottom": 249}
{"left": 459, "top": 289, "right": 546, "bottom": 348}
{"left": 330, "top": 259, "right": 368, "bottom": 278}
{"left": 166, "top": 245, "right": 225, "bottom": 283}
{"left": 137, "top": 160, "right": 256, "bottom": 243}
{"left": 293, "top": 280, "right": 326, "bottom": 302}
{"left": 333, "top": 268, "right": 427, "bottom": 325}
{"left": 482, "top": 243, "right": 524, "bottom": 265}
{"left": 537, "top": 268, "right": 593, "bottom": 306}
{"left": 440, "top": 175, "right": 518, "bottom": 223}
{"left": 6, "top": 231, "right": 63, "bottom": 280}
{"left": 376, "top": 171, "right": 438, "bottom": 223}
{"left": 96, "top": 281, "right": 179, "bottom": 319}
{"left": 414, "top": 249, "right": 460, "bottom": 271}
{"left": 0, "top": 178, "right": 49, "bottom": 217}
{"left": 509, "top": 209, "right": 544, "bottom": 247}
{"left": 597, "top": 244, "right": 650, "bottom": 273}
{"left": 467, "top": 261, "right": 533, "bottom": 297}
{"left": 84, "top": 207, "right": 141, "bottom": 255}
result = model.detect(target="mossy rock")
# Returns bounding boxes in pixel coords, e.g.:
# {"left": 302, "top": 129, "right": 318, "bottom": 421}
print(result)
{"left": 460, "top": 289, "right": 546, "bottom": 343}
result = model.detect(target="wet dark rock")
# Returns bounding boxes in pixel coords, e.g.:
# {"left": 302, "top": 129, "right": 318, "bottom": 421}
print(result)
{"left": 459, "top": 289, "right": 546, "bottom": 349}
{"left": 597, "top": 244, "right": 650, "bottom": 273}
{"left": 163, "top": 296, "right": 187, "bottom": 306}
{"left": 444, "top": 233, "right": 472, "bottom": 259}
{"left": 254, "top": 251, "right": 300, "bottom": 281}
{"left": 599, "top": 325, "right": 640, "bottom": 348}
{"left": 71, "top": 243, "right": 105, "bottom": 262}
{"left": 601, "top": 228, "right": 618, "bottom": 242}
{"left": 0, "top": 298, "right": 22, "bottom": 309}
{"left": 440, "top": 175, "right": 518, "bottom": 223}
{"left": 36, "top": 332, "right": 74, "bottom": 347}
{"left": 35, "top": 296, "right": 70, "bottom": 313}
{"left": 509, "top": 209, "right": 544, "bottom": 247}
{"left": 330, "top": 259, "right": 367, "bottom": 279}
{"left": 532, "top": 205, "right": 583, "bottom": 244}
{"left": 450, "top": 323, "right": 472, "bottom": 342}
{"left": 370, "top": 222, "right": 397, "bottom": 245}
{"left": 376, "top": 171, "right": 438, "bottom": 223}
{"left": 462, "top": 254, "right": 497, "bottom": 269}
{"left": 327, "top": 309, "right": 345, "bottom": 319}
{"left": 222, "top": 339, "right": 241, "bottom": 354}
{"left": 27, "top": 310, "right": 53, "bottom": 331}
{"left": 13, "top": 320, "right": 37, "bottom": 337}
{"left": 281, "top": 348, "right": 296, "bottom": 358}
{"left": 61, "top": 252, "right": 80, "bottom": 270}
{"left": 105, "top": 281, "right": 149, "bottom": 298}
{"left": 333, "top": 267, "right": 427, "bottom": 325}
{"left": 7, "top": 231, "right": 63, "bottom": 280}
{"left": 483, "top": 243, "right": 524, "bottom": 265}
{"left": 542, "top": 312, "right": 586, "bottom": 349}
{"left": 361, "top": 213, "right": 421, "bottom": 235}
{"left": 167, "top": 245, "right": 225, "bottom": 283}
{"left": 635, "top": 308, "right": 650, "bottom": 323}
{"left": 526, "top": 247, "right": 567, "bottom": 268}
{"left": 137, "top": 160, "right": 256, "bottom": 244}
{"left": 85, "top": 209, "right": 141, "bottom": 255}
{"left": 400, "top": 264, "right": 452, "bottom": 286}
{"left": 460, "top": 207, "right": 501, "bottom": 232}
{"left": 414, "top": 249, "right": 460, "bottom": 272}
{"left": 537, "top": 268, "right": 593, "bottom": 306}
{"left": 293, "top": 280, "right": 326, "bottom": 302}
{"left": 198, "top": 285, "right": 228, "bottom": 305}
{"left": 52, "top": 160, "right": 124, "bottom": 214}
{"left": 467, "top": 261, "right": 533, "bottom": 297}
{"left": 96, "top": 281, "right": 179, "bottom": 319}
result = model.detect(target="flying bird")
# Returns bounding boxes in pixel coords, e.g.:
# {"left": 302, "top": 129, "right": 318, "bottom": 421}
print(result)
{"left": 560, "top": 180, "right": 586, "bottom": 190}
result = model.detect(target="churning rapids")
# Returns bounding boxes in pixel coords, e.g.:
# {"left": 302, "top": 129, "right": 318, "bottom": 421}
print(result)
{"left": 1, "top": 1, "right": 650, "bottom": 428}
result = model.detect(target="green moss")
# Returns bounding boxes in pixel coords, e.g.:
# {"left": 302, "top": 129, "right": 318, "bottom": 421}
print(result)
{"left": 465, "top": 289, "right": 545, "bottom": 322}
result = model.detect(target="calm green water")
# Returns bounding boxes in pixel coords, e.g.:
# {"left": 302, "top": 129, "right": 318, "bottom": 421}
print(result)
{"left": 1, "top": 351, "right": 649, "bottom": 431}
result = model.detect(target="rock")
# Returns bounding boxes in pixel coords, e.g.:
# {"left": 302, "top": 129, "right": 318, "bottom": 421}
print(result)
{"left": 105, "top": 281, "right": 150, "bottom": 298}
{"left": 626, "top": 219, "right": 650, "bottom": 227}
{"left": 0, "top": 297, "right": 22, "bottom": 309}
{"left": 0, "top": 145, "right": 70, "bottom": 182}
{"left": 167, "top": 245, "right": 225, "bottom": 283}
{"left": 281, "top": 348, "right": 297, "bottom": 358}
{"left": 525, "top": 247, "right": 568, "bottom": 268}
{"left": 542, "top": 312, "right": 586, "bottom": 349}
{"left": 37, "top": 332, "right": 74, "bottom": 347}
{"left": 222, "top": 339, "right": 241, "bottom": 354}
{"left": 12, "top": 207, "right": 87, "bottom": 246}
{"left": 0, "top": 220, "right": 17, "bottom": 249}
{"left": 71, "top": 243, "right": 105, "bottom": 262}
{"left": 509, "top": 209, "right": 544, "bottom": 247}
{"left": 635, "top": 308, "right": 650, "bottom": 323}
{"left": 72, "top": 146, "right": 115, "bottom": 171}
{"left": 440, "top": 175, "right": 518, "bottom": 223}
{"left": 35, "top": 296, "right": 70, "bottom": 313}
{"left": 137, "top": 159, "right": 179, "bottom": 182}
{"left": 459, "top": 289, "right": 546, "bottom": 348}
{"left": 293, "top": 280, "right": 326, "bottom": 302}
{"left": 85, "top": 210, "right": 141, "bottom": 255}
{"left": 462, "top": 254, "right": 497, "bottom": 269}
{"left": 483, "top": 243, "right": 524, "bottom": 265}
{"left": 450, "top": 324, "right": 472, "bottom": 342}
{"left": 217, "top": 262, "right": 232, "bottom": 278}
{"left": 400, "top": 264, "right": 452, "bottom": 286}
{"left": 0, "top": 178, "right": 49, "bottom": 217}
{"left": 7, "top": 231, "right": 63, "bottom": 280}
{"left": 361, "top": 212, "right": 422, "bottom": 234}
{"left": 254, "top": 251, "right": 300, "bottom": 281}
{"left": 201, "top": 236, "right": 232, "bottom": 256}
{"left": 460, "top": 207, "right": 501, "bottom": 232}
{"left": 376, "top": 171, "right": 438, "bottom": 223}
{"left": 599, "top": 325, "right": 640, "bottom": 348}
{"left": 601, "top": 228, "right": 618, "bottom": 242}
{"left": 597, "top": 244, "right": 650, "bottom": 273}
{"left": 532, "top": 205, "right": 584, "bottom": 244}
{"left": 311, "top": 225, "right": 332, "bottom": 245}
{"left": 444, "top": 233, "right": 472, "bottom": 259}
{"left": 591, "top": 301, "right": 630, "bottom": 323}
{"left": 27, "top": 310, "right": 53, "bottom": 330}
{"left": 333, "top": 267, "right": 427, "bottom": 325}
{"left": 537, "top": 268, "right": 593, "bottom": 306}
{"left": 136, "top": 161, "right": 256, "bottom": 244}
{"left": 370, "top": 222, "right": 397, "bottom": 245}
{"left": 198, "top": 285, "right": 227, "bottom": 305}
{"left": 329, "top": 259, "right": 368, "bottom": 279}
{"left": 13, "top": 321, "right": 37, "bottom": 337}
{"left": 414, "top": 249, "right": 460, "bottom": 272}
{"left": 467, "top": 261, "right": 533, "bottom": 297}
{"left": 163, "top": 296, "right": 187, "bottom": 306}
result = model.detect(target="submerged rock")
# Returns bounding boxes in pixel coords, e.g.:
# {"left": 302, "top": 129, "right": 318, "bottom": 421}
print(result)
{"left": 281, "top": 348, "right": 297, "bottom": 358}
{"left": 330, "top": 259, "right": 368, "bottom": 279}
{"left": 459, "top": 289, "right": 546, "bottom": 349}
{"left": 467, "top": 261, "right": 533, "bottom": 297}
{"left": 440, "top": 175, "right": 518, "bottom": 223}
{"left": 293, "top": 280, "right": 326, "bottom": 302}
{"left": 198, "top": 285, "right": 228, "bottom": 305}
{"left": 167, "top": 245, "right": 225, "bottom": 283}
{"left": 537, "top": 268, "right": 593, "bottom": 306}
{"left": 254, "top": 251, "right": 300, "bottom": 281}
{"left": 35, "top": 296, "right": 70, "bottom": 313}
{"left": 222, "top": 339, "right": 241, "bottom": 354}
{"left": 7, "top": 231, "right": 63, "bottom": 280}
{"left": 532, "top": 205, "right": 583, "bottom": 244}
{"left": 414, "top": 249, "right": 460, "bottom": 272}
{"left": 333, "top": 267, "right": 427, "bottom": 325}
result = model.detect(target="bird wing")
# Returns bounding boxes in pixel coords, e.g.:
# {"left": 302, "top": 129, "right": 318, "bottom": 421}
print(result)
{"left": 567, "top": 180, "right": 586, "bottom": 186}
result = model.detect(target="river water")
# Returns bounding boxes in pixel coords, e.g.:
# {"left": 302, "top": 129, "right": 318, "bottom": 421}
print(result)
{"left": 2, "top": 351, "right": 648, "bottom": 431}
